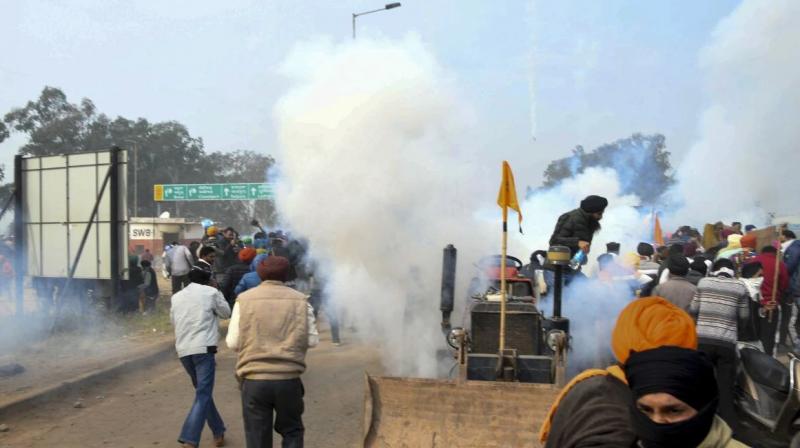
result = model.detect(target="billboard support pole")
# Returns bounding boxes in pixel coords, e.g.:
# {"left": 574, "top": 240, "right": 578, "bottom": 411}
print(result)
{"left": 13, "top": 155, "right": 24, "bottom": 316}
{"left": 0, "top": 190, "right": 14, "bottom": 222}
{"left": 55, "top": 163, "right": 114, "bottom": 312}
{"left": 109, "top": 147, "right": 121, "bottom": 307}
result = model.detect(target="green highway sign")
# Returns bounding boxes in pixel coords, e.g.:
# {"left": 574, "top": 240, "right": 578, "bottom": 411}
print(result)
{"left": 154, "top": 183, "right": 274, "bottom": 201}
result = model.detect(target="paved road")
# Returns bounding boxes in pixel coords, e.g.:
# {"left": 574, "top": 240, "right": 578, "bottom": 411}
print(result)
{"left": 0, "top": 332, "right": 383, "bottom": 448}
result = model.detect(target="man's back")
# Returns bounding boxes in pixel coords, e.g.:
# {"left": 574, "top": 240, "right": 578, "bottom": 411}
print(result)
{"left": 652, "top": 277, "right": 696, "bottom": 311}
{"left": 234, "top": 281, "right": 313, "bottom": 380}
{"left": 690, "top": 276, "right": 749, "bottom": 345}
{"left": 169, "top": 245, "right": 194, "bottom": 276}
{"left": 544, "top": 374, "right": 636, "bottom": 448}
{"left": 171, "top": 283, "right": 231, "bottom": 357}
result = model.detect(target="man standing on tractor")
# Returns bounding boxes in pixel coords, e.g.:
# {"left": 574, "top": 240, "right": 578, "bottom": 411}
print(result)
{"left": 549, "top": 195, "right": 608, "bottom": 274}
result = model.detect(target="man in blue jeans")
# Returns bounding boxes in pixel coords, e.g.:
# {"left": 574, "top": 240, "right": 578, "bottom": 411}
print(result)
{"left": 171, "top": 266, "right": 232, "bottom": 447}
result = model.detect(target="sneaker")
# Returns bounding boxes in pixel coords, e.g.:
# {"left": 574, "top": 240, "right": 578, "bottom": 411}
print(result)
{"left": 332, "top": 342, "right": 341, "bottom": 347}
{"left": 214, "top": 435, "right": 225, "bottom": 447}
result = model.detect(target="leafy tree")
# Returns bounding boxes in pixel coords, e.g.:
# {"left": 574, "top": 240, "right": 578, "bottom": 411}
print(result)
{"left": 1, "top": 87, "right": 277, "bottom": 233}
{"left": 539, "top": 133, "right": 674, "bottom": 206}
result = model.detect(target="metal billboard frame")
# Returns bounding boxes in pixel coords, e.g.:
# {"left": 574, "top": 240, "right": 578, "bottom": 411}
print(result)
{"left": 13, "top": 147, "right": 128, "bottom": 314}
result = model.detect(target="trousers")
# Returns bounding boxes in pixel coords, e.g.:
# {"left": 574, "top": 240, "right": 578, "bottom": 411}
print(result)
{"left": 241, "top": 377, "right": 305, "bottom": 448}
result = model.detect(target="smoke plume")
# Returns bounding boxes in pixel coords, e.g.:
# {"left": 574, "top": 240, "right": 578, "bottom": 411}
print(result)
{"left": 671, "top": 0, "right": 800, "bottom": 226}
{"left": 273, "top": 36, "right": 499, "bottom": 377}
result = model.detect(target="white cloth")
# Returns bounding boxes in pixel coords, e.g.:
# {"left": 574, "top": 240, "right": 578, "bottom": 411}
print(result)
{"left": 170, "top": 283, "right": 231, "bottom": 358}
{"left": 740, "top": 277, "right": 763, "bottom": 303}
{"left": 166, "top": 245, "right": 194, "bottom": 277}
{"left": 226, "top": 302, "right": 319, "bottom": 351}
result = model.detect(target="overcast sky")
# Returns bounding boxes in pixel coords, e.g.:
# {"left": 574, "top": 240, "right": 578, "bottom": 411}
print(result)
{"left": 1, "top": 0, "right": 738, "bottom": 186}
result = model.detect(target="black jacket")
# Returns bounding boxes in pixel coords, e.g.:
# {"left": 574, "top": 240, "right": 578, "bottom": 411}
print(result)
{"left": 221, "top": 262, "right": 251, "bottom": 306}
{"left": 549, "top": 208, "right": 600, "bottom": 255}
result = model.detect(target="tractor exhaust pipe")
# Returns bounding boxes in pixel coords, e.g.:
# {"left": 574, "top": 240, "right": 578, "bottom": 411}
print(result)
{"left": 440, "top": 244, "right": 457, "bottom": 333}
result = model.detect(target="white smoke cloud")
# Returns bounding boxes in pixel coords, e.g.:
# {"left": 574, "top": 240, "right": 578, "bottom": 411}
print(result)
{"left": 273, "top": 35, "right": 501, "bottom": 377}
{"left": 671, "top": 0, "right": 800, "bottom": 227}
{"left": 515, "top": 167, "right": 649, "bottom": 263}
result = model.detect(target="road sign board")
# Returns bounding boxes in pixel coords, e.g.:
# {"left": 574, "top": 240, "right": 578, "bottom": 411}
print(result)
{"left": 153, "top": 183, "right": 274, "bottom": 201}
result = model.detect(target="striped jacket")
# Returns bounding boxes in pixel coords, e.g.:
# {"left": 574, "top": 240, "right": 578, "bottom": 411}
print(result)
{"left": 689, "top": 275, "right": 750, "bottom": 345}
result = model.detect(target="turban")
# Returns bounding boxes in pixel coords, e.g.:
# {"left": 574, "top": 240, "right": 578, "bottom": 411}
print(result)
{"left": 725, "top": 234, "right": 742, "bottom": 250}
{"left": 668, "top": 254, "right": 689, "bottom": 276}
{"left": 206, "top": 225, "right": 218, "bottom": 237}
{"left": 637, "top": 242, "right": 654, "bottom": 257}
{"left": 690, "top": 258, "right": 708, "bottom": 276}
{"left": 238, "top": 247, "right": 257, "bottom": 263}
{"left": 625, "top": 346, "right": 718, "bottom": 448}
{"left": 580, "top": 195, "right": 608, "bottom": 214}
{"left": 257, "top": 256, "right": 290, "bottom": 282}
{"left": 621, "top": 252, "right": 640, "bottom": 270}
{"left": 611, "top": 297, "right": 697, "bottom": 364}
{"left": 740, "top": 233, "right": 757, "bottom": 249}
{"left": 625, "top": 346, "right": 717, "bottom": 411}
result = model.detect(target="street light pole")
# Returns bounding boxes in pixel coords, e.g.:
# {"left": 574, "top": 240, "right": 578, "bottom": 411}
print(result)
{"left": 352, "top": 3, "right": 401, "bottom": 39}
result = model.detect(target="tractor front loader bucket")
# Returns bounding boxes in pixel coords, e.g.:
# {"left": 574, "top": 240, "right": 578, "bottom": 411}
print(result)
{"left": 363, "top": 375, "right": 560, "bottom": 448}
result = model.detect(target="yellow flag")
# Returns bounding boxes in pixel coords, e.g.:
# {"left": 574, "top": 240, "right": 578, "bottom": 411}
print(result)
{"left": 654, "top": 214, "right": 665, "bottom": 247}
{"left": 497, "top": 161, "right": 523, "bottom": 232}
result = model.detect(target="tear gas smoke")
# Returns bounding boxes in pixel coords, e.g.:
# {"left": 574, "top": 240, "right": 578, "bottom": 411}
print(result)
{"left": 517, "top": 167, "right": 649, "bottom": 374}
{"left": 670, "top": 0, "right": 800, "bottom": 226}
{"left": 273, "top": 36, "right": 500, "bottom": 377}
{"left": 515, "top": 167, "right": 649, "bottom": 267}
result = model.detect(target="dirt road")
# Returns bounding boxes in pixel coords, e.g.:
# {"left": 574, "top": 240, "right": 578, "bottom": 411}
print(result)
{"left": 0, "top": 332, "right": 383, "bottom": 448}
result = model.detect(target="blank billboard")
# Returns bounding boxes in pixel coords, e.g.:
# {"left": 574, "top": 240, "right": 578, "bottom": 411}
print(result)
{"left": 22, "top": 150, "right": 128, "bottom": 279}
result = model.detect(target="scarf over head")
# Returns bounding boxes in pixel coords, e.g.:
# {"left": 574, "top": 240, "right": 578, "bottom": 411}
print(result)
{"left": 624, "top": 346, "right": 718, "bottom": 448}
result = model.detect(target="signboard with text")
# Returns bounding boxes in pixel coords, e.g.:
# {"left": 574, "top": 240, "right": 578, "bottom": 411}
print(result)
{"left": 153, "top": 183, "right": 274, "bottom": 201}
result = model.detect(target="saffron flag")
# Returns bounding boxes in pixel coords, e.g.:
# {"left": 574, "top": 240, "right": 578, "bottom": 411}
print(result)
{"left": 497, "top": 161, "right": 523, "bottom": 233}
{"left": 654, "top": 214, "right": 665, "bottom": 247}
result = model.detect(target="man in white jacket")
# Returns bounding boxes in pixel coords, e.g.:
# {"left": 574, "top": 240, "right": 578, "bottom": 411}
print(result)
{"left": 171, "top": 266, "right": 231, "bottom": 448}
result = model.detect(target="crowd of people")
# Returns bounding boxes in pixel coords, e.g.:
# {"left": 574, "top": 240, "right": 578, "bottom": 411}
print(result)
{"left": 537, "top": 195, "right": 800, "bottom": 447}
{"left": 129, "top": 224, "right": 337, "bottom": 448}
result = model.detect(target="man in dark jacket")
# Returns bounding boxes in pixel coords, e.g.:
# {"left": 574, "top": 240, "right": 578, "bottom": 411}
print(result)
{"left": 549, "top": 195, "right": 608, "bottom": 258}
{"left": 221, "top": 247, "right": 257, "bottom": 307}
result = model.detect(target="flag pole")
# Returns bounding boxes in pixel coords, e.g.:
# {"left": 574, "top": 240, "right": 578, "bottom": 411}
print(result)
{"left": 500, "top": 207, "right": 508, "bottom": 355}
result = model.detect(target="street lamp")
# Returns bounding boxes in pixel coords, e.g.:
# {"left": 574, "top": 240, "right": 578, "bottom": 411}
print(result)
{"left": 352, "top": 3, "right": 401, "bottom": 39}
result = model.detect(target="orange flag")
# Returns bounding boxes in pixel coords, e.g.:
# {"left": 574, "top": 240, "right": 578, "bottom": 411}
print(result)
{"left": 654, "top": 214, "right": 665, "bottom": 247}
{"left": 497, "top": 161, "right": 523, "bottom": 233}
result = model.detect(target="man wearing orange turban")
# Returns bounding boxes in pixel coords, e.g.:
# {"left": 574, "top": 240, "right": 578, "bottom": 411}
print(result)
{"left": 539, "top": 297, "right": 697, "bottom": 447}
{"left": 220, "top": 247, "right": 258, "bottom": 307}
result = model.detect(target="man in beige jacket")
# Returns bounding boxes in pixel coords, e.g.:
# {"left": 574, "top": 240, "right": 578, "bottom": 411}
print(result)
{"left": 226, "top": 256, "right": 318, "bottom": 448}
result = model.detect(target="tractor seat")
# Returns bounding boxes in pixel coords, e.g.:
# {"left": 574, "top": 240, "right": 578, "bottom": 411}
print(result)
{"left": 740, "top": 348, "right": 790, "bottom": 394}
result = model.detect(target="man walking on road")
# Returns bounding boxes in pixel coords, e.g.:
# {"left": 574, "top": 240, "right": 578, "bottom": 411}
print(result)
{"left": 227, "top": 256, "right": 319, "bottom": 448}
{"left": 166, "top": 242, "right": 195, "bottom": 294}
{"left": 171, "top": 267, "right": 231, "bottom": 448}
